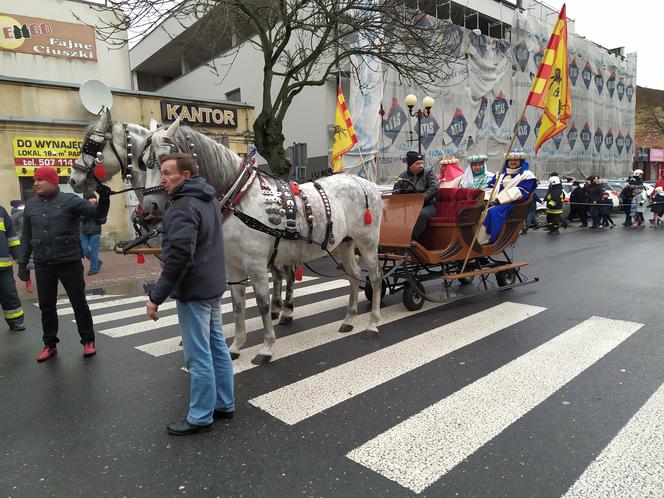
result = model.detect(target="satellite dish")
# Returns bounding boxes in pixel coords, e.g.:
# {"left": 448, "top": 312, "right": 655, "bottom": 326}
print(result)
{"left": 79, "top": 79, "right": 113, "bottom": 115}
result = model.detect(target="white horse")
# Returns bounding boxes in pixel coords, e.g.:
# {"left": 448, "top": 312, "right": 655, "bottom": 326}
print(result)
{"left": 69, "top": 108, "right": 153, "bottom": 201}
{"left": 142, "top": 119, "right": 384, "bottom": 364}
{"left": 71, "top": 112, "right": 298, "bottom": 322}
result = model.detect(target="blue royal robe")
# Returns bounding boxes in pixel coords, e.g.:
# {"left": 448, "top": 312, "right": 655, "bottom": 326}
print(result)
{"left": 479, "top": 168, "right": 537, "bottom": 244}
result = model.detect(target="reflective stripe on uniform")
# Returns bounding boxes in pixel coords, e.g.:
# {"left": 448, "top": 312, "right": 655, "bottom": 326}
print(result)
{"left": 7, "top": 235, "right": 20, "bottom": 247}
{"left": 4, "top": 308, "right": 24, "bottom": 319}
{"left": 0, "top": 219, "right": 4, "bottom": 231}
{"left": 0, "top": 257, "right": 12, "bottom": 267}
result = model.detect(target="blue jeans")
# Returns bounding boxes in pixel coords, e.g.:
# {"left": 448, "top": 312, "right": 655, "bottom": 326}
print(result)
{"left": 80, "top": 233, "right": 101, "bottom": 271}
{"left": 176, "top": 298, "right": 235, "bottom": 426}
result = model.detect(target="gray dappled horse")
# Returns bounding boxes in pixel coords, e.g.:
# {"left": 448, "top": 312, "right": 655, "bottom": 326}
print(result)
{"left": 141, "top": 120, "right": 383, "bottom": 365}
{"left": 71, "top": 111, "right": 296, "bottom": 322}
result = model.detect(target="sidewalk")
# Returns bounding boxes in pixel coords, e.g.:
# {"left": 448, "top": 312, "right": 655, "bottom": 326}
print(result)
{"left": 14, "top": 250, "right": 162, "bottom": 300}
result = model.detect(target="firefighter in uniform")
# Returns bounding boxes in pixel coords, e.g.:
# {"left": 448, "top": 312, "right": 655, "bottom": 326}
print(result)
{"left": 545, "top": 176, "right": 564, "bottom": 235}
{"left": 0, "top": 205, "right": 25, "bottom": 331}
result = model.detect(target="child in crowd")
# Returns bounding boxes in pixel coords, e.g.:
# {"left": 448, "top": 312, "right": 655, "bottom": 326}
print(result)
{"left": 631, "top": 186, "right": 647, "bottom": 228}
{"left": 599, "top": 192, "right": 616, "bottom": 228}
{"left": 649, "top": 186, "right": 664, "bottom": 226}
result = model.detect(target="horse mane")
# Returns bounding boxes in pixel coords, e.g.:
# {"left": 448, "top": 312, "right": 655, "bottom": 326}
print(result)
{"left": 174, "top": 126, "right": 241, "bottom": 191}
{"left": 82, "top": 120, "right": 149, "bottom": 141}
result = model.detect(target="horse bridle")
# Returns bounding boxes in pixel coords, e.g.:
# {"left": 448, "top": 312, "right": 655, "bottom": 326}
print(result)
{"left": 74, "top": 123, "right": 134, "bottom": 183}
{"left": 141, "top": 133, "right": 198, "bottom": 196}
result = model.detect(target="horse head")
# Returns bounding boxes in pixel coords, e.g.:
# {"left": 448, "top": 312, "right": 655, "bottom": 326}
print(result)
{"left": 70, "top": 109, "right": 152, "bottom": 195}
{"left": 140, "top": 119, "right": 180, "bottom": 219}
{"left": 140, "top": 118, "right": 241, "bottom": 219}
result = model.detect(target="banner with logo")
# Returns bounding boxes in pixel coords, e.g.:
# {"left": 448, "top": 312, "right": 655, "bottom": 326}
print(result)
{"left": 345, "top": 11, "right": 636, "bottom": 184}
{"left": 12, "top": 136, "right": 82, "bottom": 176}
{"left": 511, "top": 9, "right": 636, "bottom": 179}
{"left": 0, "top": 13, "right": 97, "bottom": 62}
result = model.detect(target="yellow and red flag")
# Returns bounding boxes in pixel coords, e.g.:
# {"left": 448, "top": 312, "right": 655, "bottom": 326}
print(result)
{"left": 527, "top": 4, "right": 572, "bottom": 154}
{"left": 331, "top": 84, "right": 358, "bottom": 173}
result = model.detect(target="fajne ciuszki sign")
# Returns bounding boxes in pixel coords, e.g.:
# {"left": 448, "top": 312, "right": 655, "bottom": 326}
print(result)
{"left": 0, "top": 13, "right": 97, "bottom": 61}
{"left": 160, "top": 101, "right": 238, "bottom": 128}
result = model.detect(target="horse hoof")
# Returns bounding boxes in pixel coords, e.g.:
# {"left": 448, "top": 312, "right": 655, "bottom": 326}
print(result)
{"left": 278, "top": 315, "right": 293, "bottom": 325}
{"left": 251, "top": 354, "right": 272, "bottom": 365}
{"left": 362, "top": 330, "right": 379, "bottom": 340}
{"left": 229, "top": 351, "right": 240, "bottom": 360}
{"left": 338, "top": 324, "right": 354, "bottom": 333}
{"left": 271, "top": 312, "right": 280, "bottom": 320}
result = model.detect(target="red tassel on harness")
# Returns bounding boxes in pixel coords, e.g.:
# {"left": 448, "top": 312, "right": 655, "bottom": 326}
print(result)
{"left": 364, "top": 208, "right": 372, "bottom": 225}
{"left": 94, "top": 163, "right": 107, "bottom": 181}
{"left": 290, "top": 183, "right": 300, "bottom": 196}
{"left": 136, "top": 254, "right": 145, "bottom": 264}
{"left": 295, "top": 264, "right": 303, "bottom": 281}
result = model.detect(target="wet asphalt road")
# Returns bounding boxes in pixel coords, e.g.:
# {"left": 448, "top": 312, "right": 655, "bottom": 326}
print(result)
{"left": 1, "top": 223, "right": 663, "bottom": 498}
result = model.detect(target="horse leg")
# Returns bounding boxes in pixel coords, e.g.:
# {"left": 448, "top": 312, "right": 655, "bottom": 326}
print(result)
{"left": 355, "top": 241, "right": 383, "bottom": 340}
{"left": 337, "top": 242, "right": 361, "bottom": 333}
{"left": 227, "top": 270, "right": 248, "bottom": 360}
{"left": 278, "top": 265, "right": 295, "bottom": 325}
{"left": 269, "top": 266, "right": 283, "bottom": 320}
{"left": 247, "top": 268, "right": 276, "bottom": 365}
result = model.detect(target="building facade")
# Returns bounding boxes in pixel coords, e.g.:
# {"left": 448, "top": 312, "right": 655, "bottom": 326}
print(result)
{"left": 634, "top": 86, "right": 664, "bottom": 180}
{"left": 0, "top": 0, "right": 254, "bottom": 243}
{"left": 129, "top": 0, "right": 573, "bottom": 178}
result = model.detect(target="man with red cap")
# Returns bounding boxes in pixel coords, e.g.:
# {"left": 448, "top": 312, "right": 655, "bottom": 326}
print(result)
{"left": 16, "top": 166, "right": 111, "bottom": 362}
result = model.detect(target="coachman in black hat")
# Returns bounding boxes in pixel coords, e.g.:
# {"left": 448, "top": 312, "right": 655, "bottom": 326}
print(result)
{"left": 393, "top": 151, "right": 439, "bottom": 240}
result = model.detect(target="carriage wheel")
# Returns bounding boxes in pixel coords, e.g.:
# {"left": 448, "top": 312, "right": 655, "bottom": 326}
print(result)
{"left": 458, "top": 276, "right": 475, "bottom": 285}
{"left": 364, "top": 277, "right": 387, "bottom": 303}
{"left": 496, "top": 269, "right": 517, "bottom": 287}
{"left": 402, "top": 282, "right": 426, "bottom": 311}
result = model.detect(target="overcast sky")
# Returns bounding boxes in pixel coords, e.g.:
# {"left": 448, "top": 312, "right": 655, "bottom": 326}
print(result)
{"left": 544, "top": 0, "right": 663, "bottom": 89}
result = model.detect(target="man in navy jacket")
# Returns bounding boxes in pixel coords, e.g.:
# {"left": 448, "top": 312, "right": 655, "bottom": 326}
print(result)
{"left": 146, "top": 153, "right": 234, "bottom": 436}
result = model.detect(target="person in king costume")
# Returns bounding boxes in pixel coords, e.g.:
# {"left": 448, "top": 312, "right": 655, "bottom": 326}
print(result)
{"left": 459, "top": 154, "right": 495, "bottom": 190}
{"left": 438, "top": 157, "right": 464, "bottom": 187}
{"left": 478, "top": 149, "right": 537, "bottom": 245}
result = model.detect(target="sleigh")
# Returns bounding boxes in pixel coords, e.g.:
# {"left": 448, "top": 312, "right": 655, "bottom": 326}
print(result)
{"left": 366, "top": 187, "right": 538, "bottom": 310}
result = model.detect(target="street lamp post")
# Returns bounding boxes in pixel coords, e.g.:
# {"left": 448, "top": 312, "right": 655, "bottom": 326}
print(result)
{"left": 405, "top": 94, "right": 435, "bottom": 154}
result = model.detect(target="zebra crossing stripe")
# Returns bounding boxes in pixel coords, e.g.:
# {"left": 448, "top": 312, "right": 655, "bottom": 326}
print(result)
{"left": 231, "top": 299, "right": 453, "bottom": 375}
{"left": 35, "top": 294, "right": 121, "bottom": 308}
{"left": 58, "top": 276, "right": 322, "bottom": 317}
{"left": 346, "top": 316, "right": 643, "bottom": 494}
{"left": 89, "top": 277, "right": 339, "bottom": 324}
{"left": 562, "top": 382, "right": 664, "bottom": 498}
{"left": 135, "top": 294, "right": 353, "bottom": 357}
{"left": 59, "top": 295, "right": 148, "bottom": 315}
{"left": 249, "top": 302, "right": 546, "bottom": 425}
{"left": 99, "top": 279, "right": 350, "bottom": 338}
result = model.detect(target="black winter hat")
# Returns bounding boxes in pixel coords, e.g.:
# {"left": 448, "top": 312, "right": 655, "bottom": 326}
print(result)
{"left": 405, "top": 151, "right": 424, "bottom": 167}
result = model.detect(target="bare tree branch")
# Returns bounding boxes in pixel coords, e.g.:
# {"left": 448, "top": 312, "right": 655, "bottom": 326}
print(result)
{"left": 86, "top": 0, "right": 465, "bottom": 175}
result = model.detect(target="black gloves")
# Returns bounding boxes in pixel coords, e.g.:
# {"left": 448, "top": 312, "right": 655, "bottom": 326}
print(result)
{"left": 17, "top": 264, "right": 30, "bottom": 282}
{"left": 490, "top": 199, "right": 501, "bottom": 206}
{"left": 95, "top": 183, "right": 112, "bottom": 198}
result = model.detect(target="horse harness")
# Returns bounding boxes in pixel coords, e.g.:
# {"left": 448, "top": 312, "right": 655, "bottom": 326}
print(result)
{"left": 139, "top": 133, "right": 198, "bottom": 172}
{"left": 74, "top": 122, "right": 134, "bottom": 184}
{"left": 217, "top": 155, "right": 335, "bottom": 267}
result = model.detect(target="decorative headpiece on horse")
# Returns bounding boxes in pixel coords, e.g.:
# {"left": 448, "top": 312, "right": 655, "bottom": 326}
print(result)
{"left": 467, "top": 154, "right": 488, "bottom": 164}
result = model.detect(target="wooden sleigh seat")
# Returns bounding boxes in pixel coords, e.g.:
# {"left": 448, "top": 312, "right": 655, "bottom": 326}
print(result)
{"left": 379, "top": 187, "right": 531, "bottom": 264}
